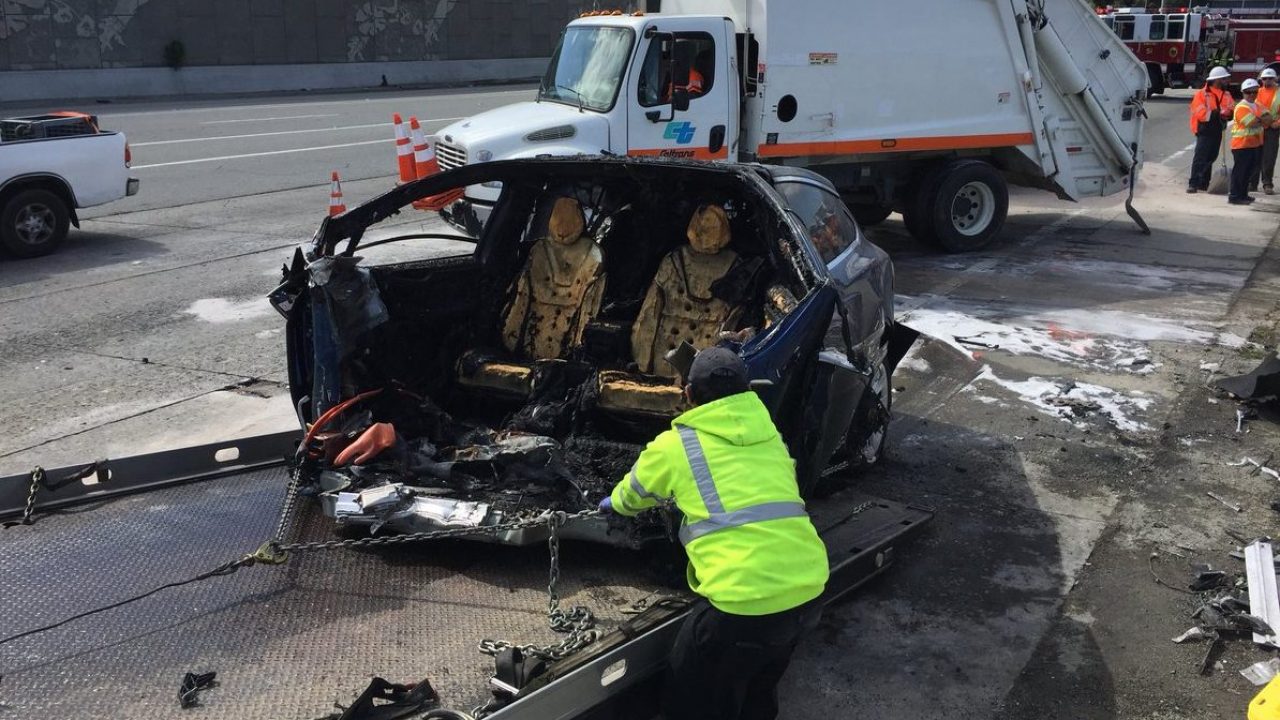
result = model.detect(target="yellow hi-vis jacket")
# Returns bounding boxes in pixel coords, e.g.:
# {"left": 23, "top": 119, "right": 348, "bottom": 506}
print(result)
{"left": 610, "top": 391, "right": 829, "bottom": 616}
{"left": 1233, "top": 100, "right": 1266, "bottom": 150}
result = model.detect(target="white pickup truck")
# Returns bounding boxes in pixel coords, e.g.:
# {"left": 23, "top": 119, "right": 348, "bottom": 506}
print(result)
{"left": 0, "top": 113, "right": 139, "bottom": 258}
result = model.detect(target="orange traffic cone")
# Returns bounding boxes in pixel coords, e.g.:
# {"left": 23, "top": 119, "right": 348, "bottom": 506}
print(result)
{"left": 328, "top": 171, "right": 346, "bottom": 216}
{"left": 393, "top": 113, "right": 416, "bottom": 185}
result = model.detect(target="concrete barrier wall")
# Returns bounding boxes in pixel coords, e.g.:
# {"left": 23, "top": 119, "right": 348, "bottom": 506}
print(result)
{"left": 0, "top": 0, "right": 633, "bottom": 100}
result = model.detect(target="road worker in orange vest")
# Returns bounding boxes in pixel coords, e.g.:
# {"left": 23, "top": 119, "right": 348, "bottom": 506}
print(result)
{"left": 1188, "top": 66, "right": 1236, "bottom": 193}
{"left": 1230, "top": 78, "right": 1274, "bottom": 205}
{"left": 1251, "top": 68, "right": 1280, "bottom": 194}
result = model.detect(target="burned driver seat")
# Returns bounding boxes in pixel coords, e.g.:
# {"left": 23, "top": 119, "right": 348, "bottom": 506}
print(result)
{"left": 597, "top": 204, "right": 745, "bottom": 415}
{"left": 458, "top": 197, "right": 606, "bottom": 397}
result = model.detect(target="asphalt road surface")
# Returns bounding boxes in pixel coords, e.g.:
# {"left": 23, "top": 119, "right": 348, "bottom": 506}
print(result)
{"left": 8, "top": 85, "right": 534, "bottom": 214}
{"left": 4, "top": 86, "right": 1280, "bottom": 719}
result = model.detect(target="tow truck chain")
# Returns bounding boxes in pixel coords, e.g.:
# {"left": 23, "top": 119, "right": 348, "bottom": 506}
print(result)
{"left": 15, "top": 467, "right": 43, "bottom": 526}
{"left": 477, "top": 510, "right": 602, "bottom": 662}
{"left": 255, "top": 466, "right": 604, "bottom": 664}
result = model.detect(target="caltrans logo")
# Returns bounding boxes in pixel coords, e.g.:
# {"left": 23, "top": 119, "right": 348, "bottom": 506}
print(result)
{"left": 663, "top": 121, "right": 696, "bottom": 145}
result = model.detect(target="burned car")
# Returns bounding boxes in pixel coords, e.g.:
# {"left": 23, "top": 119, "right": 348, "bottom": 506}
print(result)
{"left": 270, "top": 157, "right": 906, "bottom": 548}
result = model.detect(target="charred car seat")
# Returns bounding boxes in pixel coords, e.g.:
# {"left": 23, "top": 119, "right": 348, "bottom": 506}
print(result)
{"left": 458, "top": 197, "right": 606, "bottom": 397}
{"left": 598, "top": 204, "right": 743, "bottom": 415}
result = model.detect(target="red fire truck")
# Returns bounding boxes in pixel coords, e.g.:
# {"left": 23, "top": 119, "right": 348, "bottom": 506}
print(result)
{"left": 1098, "top": 4, "right": 1280, "bottom": 91}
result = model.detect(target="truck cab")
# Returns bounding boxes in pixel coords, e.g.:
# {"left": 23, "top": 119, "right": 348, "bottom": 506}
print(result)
{"left": 435, "top": 13, "right": 738, "bottom": 213}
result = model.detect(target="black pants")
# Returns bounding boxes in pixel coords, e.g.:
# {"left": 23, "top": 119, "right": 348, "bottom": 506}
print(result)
{"left": 1251, "top": 128, "right": 1280, "bottom": 189}
{"left": 1232, "top": 146, "right": 1262, "bottom": 201}
{"left": 1189, "top": 130, "right": 1223, "bottom": 190}
{"left": 663, "top": 600, "right": 821, "bottom": 720}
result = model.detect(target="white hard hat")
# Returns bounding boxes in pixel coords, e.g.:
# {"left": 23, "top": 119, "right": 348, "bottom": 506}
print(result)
{"left": 1208, "top": 66, "right": 1231, "bottom": 81}
{"left": 1263, "top": 68, "right": 1279, "bottom": 79}
{"left": 1244, "top": 78, "right": 1261, "bottom": 91}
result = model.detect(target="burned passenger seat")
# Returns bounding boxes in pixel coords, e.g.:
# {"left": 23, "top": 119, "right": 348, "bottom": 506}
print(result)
{"left": 598, "top": 204, "right": 744, "bottom": 415}
{"left": 458, "top": 197, "right": 606, "bottom": 397}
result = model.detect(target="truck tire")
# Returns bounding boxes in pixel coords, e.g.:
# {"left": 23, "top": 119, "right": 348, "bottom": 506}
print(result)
{"left": 901, "top": 165, "right": 945, "bottom": 245}
{"left": 1, "top": 189, "right": 70, "bottom": 259}
{"left": 928, "top": 160, "right": 1008, "bottom": 253}
{"left": 850, "top": 203, "right": 893, "bottom": 227}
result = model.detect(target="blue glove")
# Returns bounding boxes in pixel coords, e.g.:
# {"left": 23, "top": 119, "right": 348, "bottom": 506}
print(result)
{"left": 598, "top": 496, "right": 613, "bottom": 513}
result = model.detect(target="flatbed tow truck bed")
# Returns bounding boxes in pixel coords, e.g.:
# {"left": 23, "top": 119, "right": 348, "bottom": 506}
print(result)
{"left": 0, "top": 433, "right": 932, "bottom": 719}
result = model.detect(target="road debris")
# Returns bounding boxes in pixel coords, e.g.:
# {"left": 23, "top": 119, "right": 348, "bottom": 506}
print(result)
{"left": 178, "top": 671, "right": 217, "bottom": 709}
{"left": 323, "top": 676, "right": 441, "bottom": 720}
{"left": 1190, "top": 567, "right": 1229, "bottom": 591}
{"left": 1207, "top": 491, "right": 1244, "bottom": 513}
{"left": 1238, "top": 408, "right": 1246, "bottom": 434}
{"left": 1245, "top": 541, "right": 1280, "bottom": 647}
{"left": 1242, "top": 658, "right": 1280, "bottom": 686}
{"left": 954, "top": 335, "right": 998, "bottom": 349}
{"left": 1172, "top": 626, "right": 1217, "bottom": 643}
{"left": 1230, "top": 457, "right": 1280, "bottom": 481}
{"left": 1215, "top": 352, "right": 1280, "bottom": 401}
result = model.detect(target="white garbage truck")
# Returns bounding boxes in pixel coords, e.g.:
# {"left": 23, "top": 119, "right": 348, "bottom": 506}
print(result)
{"left": 434, "top": 0, "right": 1150, "bottom": 251}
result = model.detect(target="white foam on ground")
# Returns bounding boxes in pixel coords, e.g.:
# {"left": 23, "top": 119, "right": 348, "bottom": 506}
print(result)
{"left": 897, "top": 343, "right": 932, "bottom": 374}
{"left": 1218, "top": 332, "right": 1248, "bottom": 349}
{"left": 184, "top": 298, "right": 276, "bottom": 323}
{"left": 898, "top": 295, "right": 1221, "bottom": 372}
{"left": 969, "top": 366, "right": 1153, "bottom": 433}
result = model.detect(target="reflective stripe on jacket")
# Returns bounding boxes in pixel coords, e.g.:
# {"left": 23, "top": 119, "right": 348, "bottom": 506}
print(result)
{"left": 1190, "top": 86, "right": 1233, "bottom": 135}
{"left": 1260, "top": 86, "right": 1280, "bottom": 128}
{"left": 609, "top": 391, "right": 829, "bottom": 616}
{"left": 1260, "top": 86, "right": 1280, "bottom": 118}
{"left": 1233, "top": 100, "right": 1265, "bottom": 150}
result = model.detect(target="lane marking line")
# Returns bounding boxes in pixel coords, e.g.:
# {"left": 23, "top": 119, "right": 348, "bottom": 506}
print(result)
{"left": 131, "top": 139, "right": 386, "bottom": 169}
{"left": 201, "top": 113, "right": 341, "bottom": 124}
{"left": 1162, "top": 142, "right": 1198, "bottom": 167}
{"left": 133, "top": 122, "right": 389, "bottom": 146}
{"left": 96, "top": 88, "right": 534, "bottom": 118}
{"left": 133, "top": 117, "right": 464, "bottom": 147}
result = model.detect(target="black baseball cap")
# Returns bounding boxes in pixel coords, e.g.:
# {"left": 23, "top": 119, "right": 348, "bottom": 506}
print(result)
{"left": 687, "top": 347, "right": 749, "bottom": 403}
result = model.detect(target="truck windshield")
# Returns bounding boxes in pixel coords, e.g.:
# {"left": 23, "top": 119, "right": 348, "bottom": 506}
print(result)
{"left": 538, "top": 26, "right": 634, "bottom": 112}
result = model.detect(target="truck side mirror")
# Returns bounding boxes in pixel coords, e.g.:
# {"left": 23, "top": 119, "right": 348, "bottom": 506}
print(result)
{"left": 672, "top": 88, "right": 691, "bottom": 112}
{"left": 672, "top": 56, "right": 691, "bottom": 90}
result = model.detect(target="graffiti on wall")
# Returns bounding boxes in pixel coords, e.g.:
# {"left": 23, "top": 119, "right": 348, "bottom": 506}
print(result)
{"left": 347, "top": 0, "right": 460, "bottom": 62}
{"left": 0, "top": 0, "right": 153, "bottom": 50}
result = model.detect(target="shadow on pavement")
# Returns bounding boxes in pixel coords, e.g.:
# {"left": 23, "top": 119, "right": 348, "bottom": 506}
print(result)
{"left": 0, "top": 228, "right": 170, "bottom": 285}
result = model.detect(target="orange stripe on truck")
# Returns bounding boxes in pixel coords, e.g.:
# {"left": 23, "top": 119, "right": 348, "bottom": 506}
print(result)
{"left": 756, "top": 132, "right": 1036, "bottom": 158}
{"left": 628, "top": 147, "right": 730, "bottom": 160}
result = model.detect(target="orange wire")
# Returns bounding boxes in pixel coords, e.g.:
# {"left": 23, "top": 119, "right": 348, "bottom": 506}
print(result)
{"left": 300, "top": 388, "right": 384, "bottom": 452}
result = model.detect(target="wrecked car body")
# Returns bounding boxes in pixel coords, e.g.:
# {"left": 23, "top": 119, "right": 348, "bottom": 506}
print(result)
{"left": 271, "top": 157, "right": 906, "bottom": 548}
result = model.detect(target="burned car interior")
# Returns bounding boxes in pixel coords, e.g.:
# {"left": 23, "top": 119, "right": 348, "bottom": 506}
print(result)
{"left": 275, "top": 159, "right": 878, "bottom": 546}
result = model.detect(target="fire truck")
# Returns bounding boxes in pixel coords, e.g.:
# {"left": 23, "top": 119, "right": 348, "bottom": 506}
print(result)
{"left": 1099, "top": 4, "right": 1280, "bottom": 91}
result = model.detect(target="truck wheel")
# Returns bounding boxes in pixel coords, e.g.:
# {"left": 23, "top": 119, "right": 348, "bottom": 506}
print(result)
{"left": 850, "top": 203, "right": 893, "bottom": 227}
{"left": 928, "top": 160, "right": 1008, "bottom": 252}
{"left": 901, "top": 166, "right": 945, "bottom": 245}
{"left": 1, "top": 189, "right": 70, "bottom": 259}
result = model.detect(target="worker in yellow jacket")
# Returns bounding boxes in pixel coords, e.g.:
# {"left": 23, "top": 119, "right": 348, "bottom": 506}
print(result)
{"left": 1231, "top": 78, "right": 1273, "bottom": 205}
{"left": 601, "top": 347, "right": 829, "bottom": 720}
